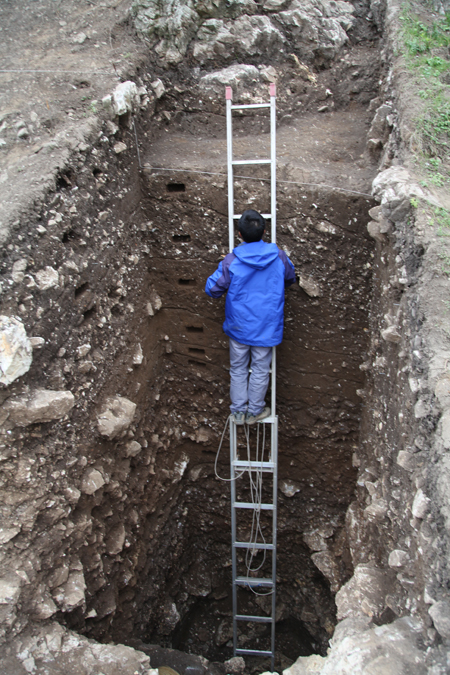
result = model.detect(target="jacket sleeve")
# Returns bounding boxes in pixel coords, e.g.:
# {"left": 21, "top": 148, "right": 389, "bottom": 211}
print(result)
{"left": 205, "top": 253, "right": 235, "bottom": 298}
{"left": 278, "top": 250, "right": 296, "bottom": 287}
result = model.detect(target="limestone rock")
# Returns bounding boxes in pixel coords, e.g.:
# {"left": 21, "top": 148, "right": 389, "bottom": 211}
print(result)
{"left": 429, "top": 600, "right": 450, "bottom": 639}
{"left": 368, "top": 103, "right": 393, "bottom": 145}
{"left": 199, "top": 64, "right": 260, "bottom": 96}
{"left": 0, "top": 315, "right": 32, "bottom": 385}
{"left": 193, "top": 15, "right": 285, "bottom": 64}
{"left": 0, "top": 526, "right": 20, "bottom": 544}
{"left": 298, "top": 274, "right": 322, "bottom": 297}
{"left": 36, "top": 266, "right": 59, "bottom": 290}
{"left": 30, "top": 585, "right": 57, "bottom": 619}
{"left": 112, "top": 80, "right": 138, "bottom": 117}
{"left": 411, "top": 488, "right": 430, "bottom": 519}
{"left": 311, "top": 550, "right": 341, "bottom": 592}
{"left": 11, "top": 258, "right": 27, "bottom": 283}
{"left": 335, "top": 564, "right": 394, "bottom": 621}
{"left": 105, "top": 523, "right": 126, "bottom": 555}
{"left": 316, "top": 616, "right": 425, "bottom": 674}
{"left": 388, "top": 549, "right": 410, "bottom": 568}
{"left": 97, "top": 395, "right": 136, "bottom": 439}
{"left": 381, "top": 325, "right": 401, "bottom": 343}
{"left": 3, "top": 388, "right": 75, "bottom": 427}
{"left": 372, "top": 166, "right": 432, "bottom": 222}
{"left": 0, "top": 575, "right": 21, "bottom": 604}
{"left": 125, "top": 440, "right": 142, "bottom": 457}
{"left": 81, "top": 468, "right": 105, "bottom": 495}
{"left": 283, "top": 654, "right": 325, "bottom": 675}
{"left": 280, "top": 478, "right": 301, "bottom": 497}
{"left": 151, "top": 78, "right": 165, "bottom": 99}
{"left": 52, "top": 570, "right": 86, "bottom": 611}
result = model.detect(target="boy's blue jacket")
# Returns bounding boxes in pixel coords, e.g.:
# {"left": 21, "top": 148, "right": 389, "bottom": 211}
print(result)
{"left": 205, "top": 240, "right": 296, "bottom": 347}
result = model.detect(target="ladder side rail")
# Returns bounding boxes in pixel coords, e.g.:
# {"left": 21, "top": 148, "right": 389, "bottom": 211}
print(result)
{"left": 271, "top": 416, "right": 278, "bottom": 671}
{"left": 226, "top": 86, "right": 234, "bottom": 254}
{"left": 230, "top": 418, "right": 238, "bottom": 658}
{"left": 270, "top": 83, "right": 276, "bottom": 244}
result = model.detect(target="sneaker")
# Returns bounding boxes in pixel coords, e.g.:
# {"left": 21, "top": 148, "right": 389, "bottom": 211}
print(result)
{"left": 245, "top": 407, "right": 271, "bottom": 425}
{"left": 233, "top": 412, "right": 246, "bottom": 425}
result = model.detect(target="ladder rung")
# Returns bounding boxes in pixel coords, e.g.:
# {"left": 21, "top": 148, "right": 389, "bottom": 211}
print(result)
{"left": 235, "top": 576, "right": 273, "bottom": 587}
{"left": 234, "top": 541, "right": 274, "bottom": 550}
{"left": 235, "top": 614, "right": 273, "bottom": 623}
{"left": 231, "top": 104, "right": 271, "bottom": 110}
{"left": 233, "top": 502, "right": 273, "bottom": 510}
{"left": 233, "top": 214, "right": 272, "bottom": 219}
{"left": 232, "top": 460, "right": 274, "bottom": 471}
{"left": 232, "top": 159, "right": 271, "bottom": 165}
{"left": 236, "top": 649, "right": 273, "bottom": 657}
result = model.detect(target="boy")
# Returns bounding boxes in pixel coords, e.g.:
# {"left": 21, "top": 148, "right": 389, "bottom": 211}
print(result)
{"left": 205, "top": 209, "right": 295, "bottom": 425}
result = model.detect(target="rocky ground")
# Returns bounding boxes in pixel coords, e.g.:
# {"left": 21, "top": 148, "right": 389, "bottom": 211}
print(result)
{"left": 1, "top": 0, "right": 450, "bottom": 674}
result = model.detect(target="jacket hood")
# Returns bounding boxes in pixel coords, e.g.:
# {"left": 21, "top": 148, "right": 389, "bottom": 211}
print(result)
{"left": 233, "top": 240, "right": 279, "bottom": 270}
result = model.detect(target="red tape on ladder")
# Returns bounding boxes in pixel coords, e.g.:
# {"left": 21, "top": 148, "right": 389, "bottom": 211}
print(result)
{"left": 226, "top": 86, "right": 233, "bottom": 100}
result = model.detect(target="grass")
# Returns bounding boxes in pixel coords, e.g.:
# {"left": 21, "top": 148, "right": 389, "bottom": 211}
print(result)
{"left": 400, "top": 4, "right": 450, "bottom": 174}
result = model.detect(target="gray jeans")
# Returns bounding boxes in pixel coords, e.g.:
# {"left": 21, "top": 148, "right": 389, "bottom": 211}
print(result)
{"left": 229, "top": 338, "right": 272, "bottom": 415}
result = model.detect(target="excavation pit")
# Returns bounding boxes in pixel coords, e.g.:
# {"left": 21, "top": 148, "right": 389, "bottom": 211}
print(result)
{"left": 46, "top": 109, "right": 377, "bottom": 672}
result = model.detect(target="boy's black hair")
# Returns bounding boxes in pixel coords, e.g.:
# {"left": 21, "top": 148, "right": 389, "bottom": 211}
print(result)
{"left": 238, "top": 209, "right": 266, "bottom": 243}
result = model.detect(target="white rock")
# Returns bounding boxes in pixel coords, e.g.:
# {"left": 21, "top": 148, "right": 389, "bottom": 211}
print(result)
{"left": 429, "top": 601, "right": 450, "bottom": 639}
{"left": 52, "top": 570, "right": 86, "bottom": 611}
{"left": 81, "top": 468, "right": 105, "bottom": 495}
{"left": 199, "top": 64, "right": 260, "bottom": 95}
{"left": 335, "top": 564, "right": 393, "bottom": 621}
{"left": 151, "top": 78, "right": 165, "bottom": 99}
{"left": 388, "top": 549, "right": 410, "bottom": 568}
{"left": 114, "top": 141, "right": 127, "bottom": 154}
{"left": 411, "top": 488, "right": 430, "bottom": 519}
{"left": 298, "top": 274, "right": 322, "bottom": 297}
{"left": 279, "top": 479, "right": 300, "bottom": 497}
{"left": 0, "top": 526, "right": 20, "bottom": 544}
{"left": 283, "top": 654, "right": 325, "bottom": 675}
{"left": 194, "top": 15, "right": 285, "bottom": 64}
{"left": 3, "top": 389, "right": 75, "bottom": 427}
{"left": 133, "top": 344, "right": 143, "bottom": 365}
{"left": 97, "top": 395, "right": 136, "bottom": 439}
{"left": 105, "top": 523, "right": 126, "bottom": 555}
{"left": 29, "top": 337, "right": 45, "bottom": 348}
{"left": 11, "top": 258, "right": 27, "bottom": 283}
{"left": 381, "top": 325, "right": 401, "bottom": 343}
{"left": 36, "top": 266, "right": 59, "bottom": 290}
{"left": 0, "top": 575, "right": 21, "bottom": 604}
{"left": 125, "top": 440, "right": 142, "bottom": 457}
{"left": 113, "top": 80, "right": 138, "bottom": 116}
{"left": 0, "top": 316, "right": 33, "bottom": 385}
{"left": 72, "top": 32, "right": 87, "bottom": 44}
{"left": 372, "top": 166, "right": 436, "bottom": 222}
{"left": 441, "top": 409, "right": 450, "bottom": 449}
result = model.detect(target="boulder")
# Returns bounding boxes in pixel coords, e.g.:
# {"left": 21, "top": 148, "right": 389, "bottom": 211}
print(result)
{"left": 81, "top": 468, "right": 105, "bottom": 495}
{"left": 0, "top": 315, "right": 33, "bottom": 385}
{"left": 112, "top": 81, "right": 139, "bottom": 116}
{"left": 97, "top": 395, "right": 136, "bottom": 439}
{"left": 335, "top": 564, "right": 394, "bottom": 621}
{"left": 429, "top": 600, "right": 450, "bottom": 639}
{"left": 35, "top": 266, "right": 59, "bottom": 290}
{"left": 52, "top": 570, "right": 86, "bottom": 612}
{"left": 3, "top": 389, "right": 75, "bottom": 427}
{"left": 193, "top": 15, "right": 284, "bottom": 64}
{"left": 372, "top": 166, "right": 434, "bottom": 222}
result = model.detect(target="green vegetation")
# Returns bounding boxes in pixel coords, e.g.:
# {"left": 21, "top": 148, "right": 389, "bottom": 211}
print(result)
{"left": 429, "top": 206, "right": 450, "bottom": 236}
{"left": 400, "top": 4, "right": 450, "bottom": 180}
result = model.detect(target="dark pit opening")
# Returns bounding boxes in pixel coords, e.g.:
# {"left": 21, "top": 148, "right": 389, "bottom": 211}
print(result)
{"left": 173, "top": 234, "right": 191, "bottom": 242}
{"left": 167, "top": 183, "right": 186, "bottom": 193}
{"left": 179, "top": 278, "right": 196, "bottom": 285}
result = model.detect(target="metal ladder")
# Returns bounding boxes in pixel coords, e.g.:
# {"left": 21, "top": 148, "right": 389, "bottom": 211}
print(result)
{"left": 225, "top": 83, "right": 278, "bottom": 671}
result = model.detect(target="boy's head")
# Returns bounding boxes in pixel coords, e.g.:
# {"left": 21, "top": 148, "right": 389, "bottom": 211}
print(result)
{"left": 238, "top": 209, "right": 265, "bottom": 243}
